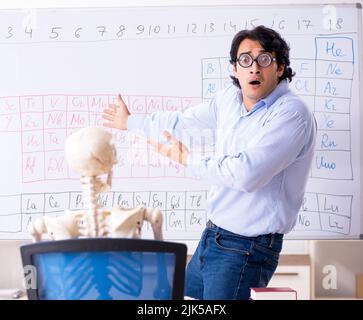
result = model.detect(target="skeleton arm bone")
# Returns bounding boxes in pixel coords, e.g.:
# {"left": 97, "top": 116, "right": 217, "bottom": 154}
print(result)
{"left": 144, "top": 208, "right": 163, "bottom": 241}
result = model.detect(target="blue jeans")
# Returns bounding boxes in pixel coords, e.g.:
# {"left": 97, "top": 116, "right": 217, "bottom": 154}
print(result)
{"left": 185, "top": 220, "right": 283, "bottom": 300}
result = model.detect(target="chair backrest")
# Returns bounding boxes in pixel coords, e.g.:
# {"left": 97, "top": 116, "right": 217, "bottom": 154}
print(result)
{"left": 20, "top": 238, "right": 187, "bottom": 300}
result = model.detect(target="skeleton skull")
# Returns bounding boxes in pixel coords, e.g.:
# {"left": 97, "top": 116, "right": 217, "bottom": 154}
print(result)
{"left": 65, "top": 126, "right": 117, "bottom": 178}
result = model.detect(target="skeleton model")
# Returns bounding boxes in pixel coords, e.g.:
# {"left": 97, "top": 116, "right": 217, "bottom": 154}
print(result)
{"left": 28, "top": 126, "right": 163, "bottom": 242}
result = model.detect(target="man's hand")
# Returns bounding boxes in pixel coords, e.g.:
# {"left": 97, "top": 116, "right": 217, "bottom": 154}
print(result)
{"left": 148, "top": 131, "right": 190, "bottom": 166}
{"left": 102, "top": 94, "right": 130, "bottom": 130}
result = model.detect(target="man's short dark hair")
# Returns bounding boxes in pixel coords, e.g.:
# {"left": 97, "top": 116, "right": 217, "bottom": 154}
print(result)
{"left": 229, "top": 25, "right": 295, "bottom": 88}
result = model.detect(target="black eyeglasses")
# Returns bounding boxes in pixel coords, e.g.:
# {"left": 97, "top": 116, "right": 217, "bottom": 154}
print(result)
{"left": 237, "top": 52, "right": 276, "bottom": 68}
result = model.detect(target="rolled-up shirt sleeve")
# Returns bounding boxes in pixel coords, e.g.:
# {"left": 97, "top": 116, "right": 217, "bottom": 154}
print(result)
{"left": 187, "top": 109, "right": 309, "bottom": 192}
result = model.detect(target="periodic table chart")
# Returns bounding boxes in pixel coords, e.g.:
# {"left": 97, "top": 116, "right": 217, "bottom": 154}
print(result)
{"left": 0, "top": 4, "right": 362, "bottom": 245}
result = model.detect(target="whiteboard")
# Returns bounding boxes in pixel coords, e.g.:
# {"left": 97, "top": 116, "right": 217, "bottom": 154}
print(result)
{"left": 0, "top": 4, "right": 362, "bottom": 247}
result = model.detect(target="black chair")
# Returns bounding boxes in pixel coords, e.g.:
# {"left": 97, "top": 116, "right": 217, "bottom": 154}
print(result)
{"left": 20, "top": 238, "right": 187, "bottom": 300}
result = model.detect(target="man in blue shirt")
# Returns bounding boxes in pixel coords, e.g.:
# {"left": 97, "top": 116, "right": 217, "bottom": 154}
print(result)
{"left": 102, "top": 26, "right": 316, "bottom": 300}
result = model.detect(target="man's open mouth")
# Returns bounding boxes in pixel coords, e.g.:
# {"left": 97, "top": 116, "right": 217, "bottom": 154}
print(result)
{"left": 249, "top": 80, "right": 261, "bottom": 85}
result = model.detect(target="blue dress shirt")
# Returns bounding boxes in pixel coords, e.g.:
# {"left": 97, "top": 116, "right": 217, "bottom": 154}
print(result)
{"left": 127, "top": 80, "right": 317, "bottom": 236}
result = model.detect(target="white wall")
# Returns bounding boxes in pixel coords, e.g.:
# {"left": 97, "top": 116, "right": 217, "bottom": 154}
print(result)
{"left": 311, "top": 240, "right": 363, "bottom": 298}
{"left": 0, "top": 241, "right": 29, "bottom": 290}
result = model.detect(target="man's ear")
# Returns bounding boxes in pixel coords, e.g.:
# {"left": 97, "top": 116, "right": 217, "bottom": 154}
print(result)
{"left": 232, "top": 63, "right": 238, "bottom": 77}
{"left": 277, "top": 64, "right": 285, "bottom": 77}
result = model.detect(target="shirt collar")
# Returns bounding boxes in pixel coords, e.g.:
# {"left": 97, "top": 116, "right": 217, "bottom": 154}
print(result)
{"left": 239, "top": 79, "right": 289, "bottom": 117}
{"left": 261, "top": 79, "right": 289, "bottom": 108}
